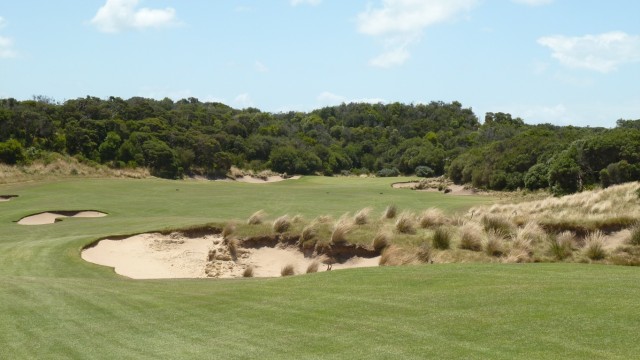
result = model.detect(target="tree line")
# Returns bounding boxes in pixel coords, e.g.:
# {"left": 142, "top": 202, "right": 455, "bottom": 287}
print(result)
{"left": 1, "top": 95, "right": 639, "bottom": 195}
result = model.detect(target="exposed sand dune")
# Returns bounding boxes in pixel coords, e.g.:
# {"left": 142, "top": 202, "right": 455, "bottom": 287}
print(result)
{"left": 18, "top": 211, "right": 107, "bottom": 225}
{"left": 82, "top": 232, "right": 379, "bottom": 279}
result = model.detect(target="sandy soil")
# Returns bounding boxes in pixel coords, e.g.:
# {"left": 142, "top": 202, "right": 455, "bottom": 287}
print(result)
{"left": 82, "top": 232, "right": 379, "bottom": 279}
{"left": 234, "top": 175, "right": 302, "bottom": 184}
{"left": 18, "top": 211, "right": 107, "bottom": 225}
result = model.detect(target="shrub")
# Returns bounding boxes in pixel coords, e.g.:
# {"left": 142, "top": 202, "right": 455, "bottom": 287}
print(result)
{"left": 306, "top": 261, "right": 320, "bottom": 273}
{"left": 584, "top": 231, "right": 607, "bottom": 260}
{"left": 281, "top": 264, "right": 295, "bottom": 276}
{"left": 272, "top": 215, "right": 291, "bottom": 233}
{"left": 419, "top": 208, "right": 447, "bottom": 228}
{"left": 247, "top": 210, "right": 266, "bottom": 225}
{"left": 377, "top": 167, "right": 399, "bottom": 177}
{"left": 372, "top": 231, "right": 392, "bottom": 252}
{"left": 354, "top": 207, "right": 372, "bottom": 225}
{"left": 243, "top": 266, "right": 254, "bottom": 278}
{"left": 383, "top": 204, "right": 397, "bottom": 219}
{"left": 459, "top": 223, "right": 483, "bottom": 251}
{"left": 222, "top": 222, "right": 236, "bottom": 239}
{"left": 395, "top": 212, "right": 416, "bottom": 234}
{"left": 415, "top": 166, "right": 435, "bottom": 178}
{"left": 628, "top": 224, "right": 640, "bottom": 246}
{"left": 432, "top": 227, "right": 451, "bottom": 250}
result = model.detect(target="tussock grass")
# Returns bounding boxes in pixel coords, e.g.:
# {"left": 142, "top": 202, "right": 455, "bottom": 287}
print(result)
{"left": 379, "top": 245, "right": 415, "bottom": 266}
{"left": 549, "top": 231, "right": 574, "bottom": 260}
{"left": 227, "top": 238, "right": 239, "bottom": 260}
{"left": 416, "top": 242, "right": 432, "bottom": 263}
{"left": 383, "top": 204, "right": 398, "bottom": 219}
{"left": 273, "top": 215, "right": 291, "bottom": 233}
{"left": 482, "top": 215, "right": 513, "bottom": 237}
{"left": 222, "top": 222, "right": 236, "bottom": 239}
{"left": 331, "top": 216, "right": 354, "bottom": 244}
{"left": 628, "top": 224, "right": 640, "bottom": 246}
{"left": 354, "top": 207, "right": 372, "bottom": 225}
{"left": 372, "top": 231, "right": 392, "bottom": 252}
{"left": 419, "top": 208, "right": 447, "bottom": 229}
{"left": 281, "top": 264, "right": 295, "bottom": 276}
{"left": 301, "top": 224, "right": 317, "bottom": 242}
{"left": 395, "top": 212, "right": 416, "bottom": 234}
{"left": 584, "top": 231, "right": 607, "bottom": 261}
{"left": 247, "top": 210, "right": 266, "bottom": 225}
{"left": 459, "top": 222, "right": 483, "bottom": 252}
{"left": 243, "top": 265, "right": 254, "bottom": 278}
{"left": 484, "top": 230, "right": 505, "bottom": 257}
{"left": 432, "top": 227, "right": 451, "bottom": 250}
{"left": 306, "top": 261, "right": 320, "bottom": 273}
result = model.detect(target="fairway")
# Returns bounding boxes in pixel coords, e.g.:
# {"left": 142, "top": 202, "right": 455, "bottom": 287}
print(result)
{"left": 1, "top": 177, "right": 639, "bottom": 359}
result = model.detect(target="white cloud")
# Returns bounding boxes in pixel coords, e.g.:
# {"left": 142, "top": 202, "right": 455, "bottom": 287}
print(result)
{"left": 511, "top": 0, "right": 553, "bottom": 6}
{"left": 91, "top": 0, "right": 177, "bottom": 33}
{"left": 234, "top": 93, "right": 253, "bottom": 108}
{"left": 538, "top": 31, "right": 640, "bottom": 73}
{"left": 255, "top": 61, "right": 269, "bottom": 73}
{"left": 0, "top": 36, "right": 17, "bottom": 58}
{"left": 0, "top": 16, "right": 6, "bottom": 29}
{"left": 357, "top": 0, "right": 477, "bottom": 68}
{"left": 290, "top": 0, "right": 322, "bottom": 6}
{"left": 317, "top": 91, "right": 346, "bottom": 104}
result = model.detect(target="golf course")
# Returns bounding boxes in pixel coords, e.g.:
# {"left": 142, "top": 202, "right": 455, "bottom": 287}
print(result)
{"left": 2, "top": 176, "right": 640, "bottom": 359}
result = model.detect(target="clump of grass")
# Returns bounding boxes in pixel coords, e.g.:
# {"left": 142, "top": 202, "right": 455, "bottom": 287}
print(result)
{"left": 272, "top": 215, "right": 291, "bottom": 234}
{"left": 431, "top": 227, "right": 451, "bottom": 250}
{"left": 243, "top": 265, "right": 254, "bottom": 278}
{"left": 459, "top": 222, "right": 483, "bottom": 252}
{"left": 549, "top": 231, "right": 574, "bottom": 260}
{"left": 247, "top": 210, "right": 266, "bottom": 225}
{"left": 306, "top": 261, "right": 320, "bottom": 273}
{"left": 416, "top": 242, "right": 432, "bottom": 263}
{"left": 331, "top": 217, "right": 354, "bottom": 244}
{"left": 383, "top": 204, "right": 397, "bottom": 219}
{"left": 354, "top": 207, "right": 372, "bottom": 225}
{"left": 482, "top": 215, "right": 514, "bottom": 237}
{"left": 301, "top": 224, "right": 317, "bottom": 242}
{"left": 227, "top": 238, "right": 239, "bottom": 260}
{"left": 292, "top": 214, "right": 304, "bottom": 223}
{"left": 315, "top": 215, "right": 333, "bottom": 223}
{"left": 395, "top": 212, "right": 416, "bottom": 234}
{"left": 372, "top": 231, "right": 392, "bottom": 252}
{"left": 281, "top": 264, "right": 295, "bottom": 276}
{"left": 628, "top": 223, "right": 640, "bottom": 246}
{"left": 419, "top": 208, "right": 447, "bottom": 229}
{"left": 584, "top": 231, "right": 607, "bottom": 260}
{"left": 222, "top": 222, "right": 236, "bottom": 239}
{"left": 516, "top": 222, "right": 546, "bottom": 245}
{"left": 379, "top": 245, "right": 414, "bottom": 266}
{"left": 484, "top": 230, "right": 505, "bottom": 257}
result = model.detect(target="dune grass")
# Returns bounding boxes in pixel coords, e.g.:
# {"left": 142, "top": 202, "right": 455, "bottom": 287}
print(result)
{"left": 2, "top": 177, "right": 640, "bottom": 358}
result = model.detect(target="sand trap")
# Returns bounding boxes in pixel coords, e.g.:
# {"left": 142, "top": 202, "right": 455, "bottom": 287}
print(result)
{"left": 235, "top": 175, "right": 302, "bottom": 184}
{"left": 82, "top": 232, "right": 380, "bottom": 279}
{"left": 392, "top": 181, "right": 481, "bottom": 195}
{"left": 18, "top": 211, "right": 107, "bottom": 225}
{"left": 0, "top": 195, "right": 18, "bottom": 202}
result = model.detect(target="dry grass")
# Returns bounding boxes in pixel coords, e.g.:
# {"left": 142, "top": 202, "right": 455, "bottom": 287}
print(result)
{"left": 628, "top": 224, "right": 640, "bottom": 246}
{"left": 372, "top": 231, "right": 392, "bottom": 252}
{"left": 379, "top": 245, "right": 416, "bottom": 266}
{"left": 272, "top": 215, "right": 291, "bottom": 234}
{"left": 383, "top": 204, "right": 397, "bottom": 219}
{"left": 243, "top": 265, "right": 254, "bottom": 278}
{"left": 247, "top": 210, "right": 266, "bottom": 225}
{"left": 484, "top": 230, "right": 505, "bottom": 257}
{"left": 458, "top": 222, "right": 483, "bottom": 251}
{"left": 432, "top": 227, "right": 451, "bottom": 250}
{"left": 306, "top": 261, "right": 320, "bottom": 273}
{"left": 281, "top": 264, "right": 295, "bottom": 276}
{"left": 331, "top": 216, "right": 354, "bottom": 244}
{"left": 222, "top": 222, "right": 236, "bottom": 239}
{"left": 416, "top": 242, "right": 432, "bottom": 263}
{"left": 301, "top": 224, "right": 317, "bottom": 242}
{"left": 354, "top": 207, "right": 372, "bottom": 225}
{"left": 481, "top": 214, "right": 514, "bottom": 237}
{"left": 584, "top": 231, "right": 607, "bottom": 261}
{"left": 419, "top": 208, "right": 447, "bottom": 229}
{"left": 227, "top": 238, "right": 239, "bottom": 260}
{"left": 548, "top": 231, "right": 574, "bottom": 260}
{"left": 395, "top": 212, "right": 416, "bottom": 234}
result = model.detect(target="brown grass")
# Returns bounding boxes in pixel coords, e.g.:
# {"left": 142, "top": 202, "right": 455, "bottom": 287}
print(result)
{"left": 431, "top": 227, "right": 451, "bottom": 250}
{"left": 484, "top": 230, "right": 505, "bottom": 257}
{"left": 227, "top": 238, "right": 239, "bottom": 260}
{"left": 273, "top": 215, "right": 291, "bottom": 233}
{"left": 584, "top": 231, "right": 607, "bottom": 260}
{"left": 458, "top": 222, "right": 483, "bottom": 252}
{"left": 383, "top": 204, "right": 398, "bottom": 219}
{"left": 243, "top": 265, "right": 254, "bottom": 278}
{"left": 306, "top": 261, "right": 320, "bottom": 273}
{"left": 419, "top": 208, "right": 447, "bottom": 229}
{"left": 281, "top": 264, "right": 295, "bottom": 276}
{"left": 331, "top": 217, "right": 354, "bottom": 244}
{"left": 395, "top": 212, "right": 416, "bottom": 234}
{"left": 222, "top": 222, "right": 236, "bottom": 239}
{"left": 379, "top": 245, "right": 416, "bottom": 266}
{"left": 354, "top": 207, "right": 372, "bottom": 225}
{"left": 372, "top": 231, "right": 392, "bottom": 252}
{"left": 247, "top": 210, "right": 266, "bottom": 225}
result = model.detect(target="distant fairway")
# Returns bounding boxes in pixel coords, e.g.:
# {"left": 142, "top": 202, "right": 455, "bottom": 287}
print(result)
{"left": 1, "top": 177, "right": 639, "bottom": 359}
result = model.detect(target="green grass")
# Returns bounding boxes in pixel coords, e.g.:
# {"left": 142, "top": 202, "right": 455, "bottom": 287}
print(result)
{"left": 2, "top": 177, "right": 640, "bottom": 358}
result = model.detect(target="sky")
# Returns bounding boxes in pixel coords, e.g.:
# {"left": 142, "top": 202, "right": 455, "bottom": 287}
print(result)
{"left": 1, "top": 0, "right": 640, "bottom": 127}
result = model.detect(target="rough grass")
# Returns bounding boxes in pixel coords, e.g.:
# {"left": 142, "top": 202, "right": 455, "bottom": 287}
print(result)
{"left": 383, "top": 204, "right": 397, "bottom": 219}
{"left": 459, "top": 222, "right": 483, "bottom": 251}
{"left": 354, "top": 207, "right": 372, "bottom": 225}
{"left": 331, "top": 216, "right": 354, "bottom": 244}
{"left": 281, "top": 264, "right": 295, "bottom": 276}
{"left": 431, "top": 227, "right": 451, "bottom": 250}
{"left": 628, "top": 224, "right": 640, "bottom": 246}
{"left": 419, "top": 208, "right": 447, "bottom": 229}
{"left": 273, "top": 215, "right": 291, "bottom": 233}
{"left": 584, "top": 231, "right": 607, "bottom": 261}
{"left": 372, "top": 231, "right": 392, "bottom": 252}
{"left": 306, "top": 261, "right": 320, "bottom": 273}
{"left": 247, "top": 210, "right": 266, "bottom": 225}
{"left": 395, "top": 211, "right": 416, "bottom": 234}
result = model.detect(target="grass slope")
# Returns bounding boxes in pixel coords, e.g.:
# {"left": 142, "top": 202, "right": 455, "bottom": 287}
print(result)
{"left": 1, "top": 177, "right": 639, "bottom": 358}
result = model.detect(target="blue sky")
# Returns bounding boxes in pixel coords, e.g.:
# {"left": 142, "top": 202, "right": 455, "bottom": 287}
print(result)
{"left": 1, "top": 0, "right": 639, "bottom": 127}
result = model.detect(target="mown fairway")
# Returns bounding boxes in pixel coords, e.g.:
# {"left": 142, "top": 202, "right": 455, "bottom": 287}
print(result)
{"left": 1, "top": 177, "right": 639, "bottom": 359}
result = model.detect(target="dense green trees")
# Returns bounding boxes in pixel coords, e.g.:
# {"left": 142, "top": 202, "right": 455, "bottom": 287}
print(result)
{"left": 1, "top": 95, "right": 639, "bottom": 195}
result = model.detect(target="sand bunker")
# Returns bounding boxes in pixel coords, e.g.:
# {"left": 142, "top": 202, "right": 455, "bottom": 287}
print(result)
{"left": 18, "top": 211, "right": 107, "bottom": 225}
{"left": 234, "top": 175, "right": 302, "bottom": 184}
{"left": 82, "top": 232, "right": 380, "bottom": 279}
{"left": 0, "top": 195, "right": 18, "bottom": 202}
{"left": 392, "top": 181, "right": 481, "bottom": 195}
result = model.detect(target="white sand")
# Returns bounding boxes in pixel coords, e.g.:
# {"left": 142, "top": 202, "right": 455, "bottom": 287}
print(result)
{"left": 235, "top": 175, "right": 302, "bottom": 184}
{"left": 82, "top": 232, "right": 380, "bottom": 279}
{"left": 18, "top": 211, "right": 107, "bottom": 225}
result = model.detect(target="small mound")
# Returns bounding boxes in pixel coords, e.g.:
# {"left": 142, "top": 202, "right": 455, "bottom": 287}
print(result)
{"left": 18, "top": 210, "right": 107, "bottom": 225}
{"left": 82, "top": 231, "right": 379, "bottom": 279}
{"left": 0, "top": 195, "right": 18, "bottom": 202}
